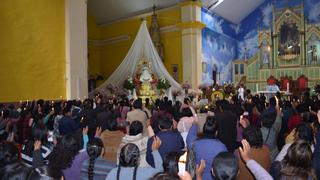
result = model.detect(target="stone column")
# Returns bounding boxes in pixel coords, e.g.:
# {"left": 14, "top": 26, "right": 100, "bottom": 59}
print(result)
{"left": 65, "top": 0, "right": 88, "bottom": 99}
{"left": 179, "top": 1, "right": 205, "bottom": 89}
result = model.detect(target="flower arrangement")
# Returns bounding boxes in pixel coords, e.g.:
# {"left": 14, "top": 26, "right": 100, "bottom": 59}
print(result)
{"left": 182, "top": 81, "right": 191, "bottom": 94}
{"left": 172, "top": 89, "right": 182, "bottom": 98}
{"left": 106, "top": 84, "right": 118, "bottom": 93}
{"left": 157, "top": 77, "right": 171, "bottom": 90}
{"left": 123, "top": 77, "right": 135, "bottom": 90}
{"left": 314, "top": 82, "right": 320, "bottom": 95}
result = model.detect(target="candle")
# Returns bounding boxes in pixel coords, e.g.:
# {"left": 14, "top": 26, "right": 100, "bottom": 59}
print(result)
{"left": 256, "top": 84, "right": 259, "bottom": 92}
{"left": 286, "top": 82, "right": 289, "bottom": 92}
{"left": 26, "top": 99, "right": 29, "bottom": 106}
{"left": 178, "top": 152, "right": 187, "bottom": 176}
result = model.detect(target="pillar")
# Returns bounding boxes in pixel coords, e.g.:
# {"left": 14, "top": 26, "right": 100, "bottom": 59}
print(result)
{"left": 179, "top": 1, "right": 205, "bottom": 89}
{"left": 65, "top": 0, "right": 88, "bottom": 99}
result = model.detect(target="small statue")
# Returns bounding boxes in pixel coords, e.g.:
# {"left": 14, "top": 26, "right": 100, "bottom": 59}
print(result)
{"left": 139, "top": 63, "right": 153, "bottom": 82}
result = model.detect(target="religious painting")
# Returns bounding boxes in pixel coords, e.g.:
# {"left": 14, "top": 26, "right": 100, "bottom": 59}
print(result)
{"left": 260, "top": 39, "right": 270, "bottom": 65}
{"left": 307, "top": 33, "right": 320, "bottom": 64}
{"left": 278, "top": 22, "right": 300, "bottom": 60}
{"left": 172, "top": 64, "right": 179, "bottom": 81}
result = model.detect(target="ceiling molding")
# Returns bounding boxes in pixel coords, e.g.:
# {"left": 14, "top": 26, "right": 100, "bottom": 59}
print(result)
{"left": 88, "top": 35, "right": 130, "bottom": 46}
{"left": 98, "top": 5, "right": 180, "bottom": 27}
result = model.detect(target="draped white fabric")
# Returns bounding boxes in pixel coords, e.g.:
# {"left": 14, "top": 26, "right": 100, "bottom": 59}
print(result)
{"left": 93, "top": 20, "right": 181, "bottom": 94}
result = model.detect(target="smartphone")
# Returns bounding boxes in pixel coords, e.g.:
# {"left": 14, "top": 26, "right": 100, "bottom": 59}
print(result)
{"left": 178, "top": 152, "right": 187, "bottom": 176}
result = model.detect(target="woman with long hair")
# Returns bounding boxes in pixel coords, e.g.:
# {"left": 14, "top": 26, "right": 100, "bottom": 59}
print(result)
{"left": 80, "top": 137, "right": 115, "bottom": 180}
{"left": 186, "top": 116, "right": 227, "bottom": 180}
{"left": 106, "top": 137, "right": 163, "bottom": 180}
{"left": 280, "top": 140, "right": 316, "bottom": 180}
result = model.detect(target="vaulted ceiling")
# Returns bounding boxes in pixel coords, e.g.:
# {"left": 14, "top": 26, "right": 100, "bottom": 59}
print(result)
{"left": 87, "top": 0, "right": 265, "bottom": 25}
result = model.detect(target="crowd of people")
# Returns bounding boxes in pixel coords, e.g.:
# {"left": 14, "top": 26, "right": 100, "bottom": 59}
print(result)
{"left": 0, "top": 90, "right": 320, "bottom": 180}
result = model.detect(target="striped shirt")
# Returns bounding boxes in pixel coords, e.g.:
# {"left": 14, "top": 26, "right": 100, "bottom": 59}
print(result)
{"left": 80, "top": 156, "right": 116, "bottom": 180}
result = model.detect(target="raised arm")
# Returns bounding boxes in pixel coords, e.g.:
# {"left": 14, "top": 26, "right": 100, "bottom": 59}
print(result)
{"left": 186, "top": 123, "right": 198, "bottom": 149}
{"left": 239, "top": 140, "right": 273, "bottom": 180}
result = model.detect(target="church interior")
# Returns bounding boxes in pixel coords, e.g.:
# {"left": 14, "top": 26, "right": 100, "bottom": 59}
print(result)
{"left": 2, "top": 1, "right": 320, "bottom": 180}
{"left": 1, "top": 0, "right": 320, "bottom": 102}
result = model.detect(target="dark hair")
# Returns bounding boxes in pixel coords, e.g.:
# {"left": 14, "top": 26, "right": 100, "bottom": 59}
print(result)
{"left": 180, "top": 108, "right": 193, "bottom": 118}
{"left": 87, "top": 138, "right": 103, "bottom": 180}
{"left": 220, "top": 100, "right": 231, "bottom": 111}
{"left": 242, "top": 126, "right": 263, "bottom": 148}
{"left": 129, "top": 121, "right": 143, "bottom": 136}
{"left": 48, "top": 134, "right": 80, "bottom": 179}
{"left": 133, "top": 100, "right": 142, "bottom": 109}
{"left": 261, "top": 109, "right": 277, "bottom": 128}
{"left": 27, "top": 165, "right": 57, "bottom": 180}
{"left": 202, "top": 116, "right": 218, "bottom": 139}
{"left": 117, "top": 143, "right": 140, "bottom": 180}
{"left": 269, "top": 97, "right": 276, "bottom": 107}
{"left": 150, "top": 172, "right": 180, "bottom": 180}
{"left": 63, "top": 106, "right": 71, "bottom": 115}
{"left": 0, "top": 162, "right": 30, "bottom": 180}
{"left": 163, "top": 151, "right": 180, "bottom": 176}
{"left": 106, "top": 119, "right": 118, "bottom": 131}
{"left": 0, "top": 141, "right": 19, "bottom": 168}
{"left": 280, "top": 140, "right": 315, "bottom": 179}
{"left": 294, "top": 123, "right": 314, "bottom": 145}
{"left": 157, "top": 116, "right": 173, "bottom": 130}
{"left": 212, "top": 152, "right": 239, "bottom": 180}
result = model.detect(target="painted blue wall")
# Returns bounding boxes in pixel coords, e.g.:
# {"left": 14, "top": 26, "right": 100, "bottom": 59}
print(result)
{"left": 201, "top": 9, "right": 237, "bottom": 85}
{"left": 201, "top": 0, "right": 320, "bottom": 84}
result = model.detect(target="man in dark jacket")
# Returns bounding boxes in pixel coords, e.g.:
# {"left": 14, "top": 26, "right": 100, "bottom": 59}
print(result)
{"left": 215, "top": 100, "right": 238, "bottom": 152}
{"left": 59, "top": 106, "right": 80, "bottom": 135}
{"left": 146, "top": 116, "right": 184, "bottom": 167}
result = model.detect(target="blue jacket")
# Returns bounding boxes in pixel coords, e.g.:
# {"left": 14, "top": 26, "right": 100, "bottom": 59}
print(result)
{"left": 58, "top": 116, "right": 80, "bottom": 135}
{"left": 146, "top": 130, "right": 184, "bottom": 167}
{"left": 313, "top": 131, "right": 320, "bottom": 179}
{"left": 187, "top": 124, "right": 227, "bottom": 180}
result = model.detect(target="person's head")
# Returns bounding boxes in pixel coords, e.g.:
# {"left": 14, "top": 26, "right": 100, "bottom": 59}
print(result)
{"left": 119, "top": 143, "right": 140, "bottom": 167}
{"left": 48, "top": 134, "right": 80, "bottom": 179}
{"left": 129, "top": 121, "right": 143, "bottom": 136}
{"left": 133, "top": 100, "right": 142, "bottom": 110}
{"left": 106, "top": 119, "right": 118, "bottom": 131}
{"left": 202, "top": 116, "right": 219, "bottom": 139}
{"left": 87, "top": 138, "right": 104, "bottom": 180}
{"left": 212, "top": 152, "right": 239, "bottom": 180}
{"left": 242, "top": 126, "right": 263, "bottom": 148}
{"left": 150, "top": 172, "right": 180, "bottom": 180}
{"left": 62, "top": 106, "right": 72, "bottom": 117}
{"left": 26, "top": 165, "right": 57, "bottom": 180}
{"left": 294, "top": 123, "right": 314, "bottom": 145}
{"left": 117, "top": 143, "right": 140, "bottom": 180}
{"left": 163, "top": 151, "right": 180, "bottom": 176}
{"left": 180, "top": 107, "right": 193, "bottom": 118}
{"left": 0, "top": 162, "right": 30, "bottom": 180}
{"left": 0, "top": 141, "right": 19, "bottom": 168}
{"left": 220, "top": 100, "right": 231, "bottom": 111}
{"left": 269, "top": 97, "right": 276, "bottom": 107}
{"left": 157, "top": 116, "right": 173, "bottom": 131}
{"left": 281, "top": 140, "right": 314, "bottom": 179}
{"left": 261, "top": 109, "right": 277, "bottom": 128}
{"left": 32, "top": 125, "right": 48, "bottom": 144}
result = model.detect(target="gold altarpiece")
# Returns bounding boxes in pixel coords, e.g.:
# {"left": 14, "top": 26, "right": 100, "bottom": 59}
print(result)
{"left": 233, "top": 3, "right": 320, "bottom": 94}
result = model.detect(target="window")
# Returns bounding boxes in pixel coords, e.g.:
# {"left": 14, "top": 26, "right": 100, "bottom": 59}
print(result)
{"left": 235, "top": 64, "right": 239, "bottom": 75}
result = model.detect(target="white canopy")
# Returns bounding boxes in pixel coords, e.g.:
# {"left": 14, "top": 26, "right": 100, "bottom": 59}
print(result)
{"left": 93, "top": 20, "right": 181, "bottom": 95}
